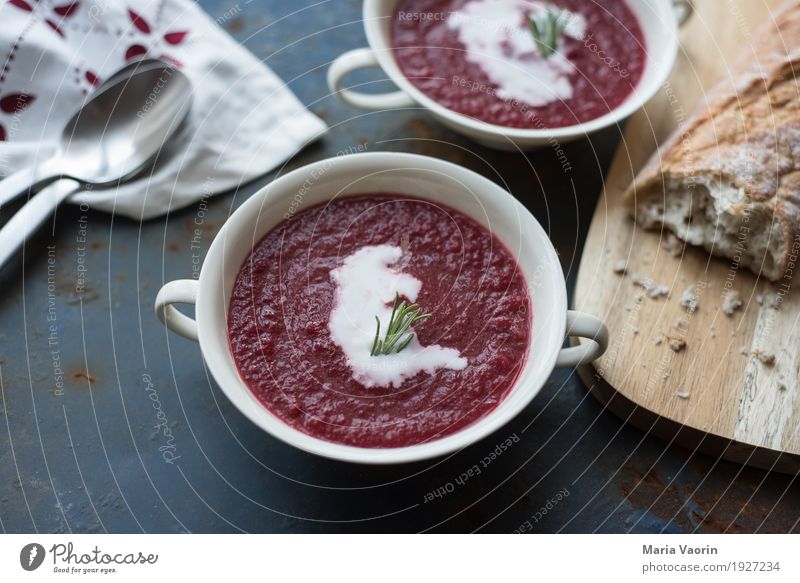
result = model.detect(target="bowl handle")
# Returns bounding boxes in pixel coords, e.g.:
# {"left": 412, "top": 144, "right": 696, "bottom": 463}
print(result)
{"left": 155, "top": 279, "right": 200, "bottom": 341}
{"left": 672, "top": 0, "right": 693, "bottom": 26}
{"left": 328, "top": 48, "right": 416, "bottom": 110}
{"left": 555, "top": 311, "right": 609, "bottom": 368}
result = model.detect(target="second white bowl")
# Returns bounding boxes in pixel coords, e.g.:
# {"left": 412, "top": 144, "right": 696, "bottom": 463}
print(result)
{"left": 328, "top": 0, "right": 691, "bottom": 150}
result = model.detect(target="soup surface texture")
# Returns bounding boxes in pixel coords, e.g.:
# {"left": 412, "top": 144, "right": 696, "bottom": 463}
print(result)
{"left": 228, "top": 195, "right": 532, "bottom": 448}
{"left": 391, "top": 0, "right": 646, "bottom": 128}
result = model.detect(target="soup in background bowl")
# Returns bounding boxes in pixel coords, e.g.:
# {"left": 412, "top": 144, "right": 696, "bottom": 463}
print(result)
{"left": 391, "top": 0, "right": 646, "bottom": 129}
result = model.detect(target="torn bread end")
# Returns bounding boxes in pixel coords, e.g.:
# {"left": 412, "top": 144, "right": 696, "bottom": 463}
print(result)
{"left": 632, "top": 177, "right": 787, "bottom": 282}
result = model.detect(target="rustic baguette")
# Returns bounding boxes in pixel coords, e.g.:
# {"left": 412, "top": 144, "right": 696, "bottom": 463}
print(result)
{"left": 626, "top": 1, "right": 800, "bottom": 282}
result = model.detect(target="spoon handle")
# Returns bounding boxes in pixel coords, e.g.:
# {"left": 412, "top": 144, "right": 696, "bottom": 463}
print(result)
{"left": 0, "top": 179, "right": 81, "bottom": 270}
{"left": 0, "top": 158, "right": 62, "bottom": 210}
{"left": 0, "top": 166, "right": 41, "bottom": 210}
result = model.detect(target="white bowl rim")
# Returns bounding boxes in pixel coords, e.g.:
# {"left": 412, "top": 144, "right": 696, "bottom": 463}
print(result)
{"left": 195, "top": 152, "right": 568, "bottom": 464}
{"left": 362, "top": 0, "right": 681, "bottom": 140}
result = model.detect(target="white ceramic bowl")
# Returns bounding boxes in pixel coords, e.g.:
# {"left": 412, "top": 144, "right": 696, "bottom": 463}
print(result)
{"left": 328, "top": 0, "right": 691, "bottom": 149}
{"left": 155, "top": 153, "right": 608, "bottom": 464}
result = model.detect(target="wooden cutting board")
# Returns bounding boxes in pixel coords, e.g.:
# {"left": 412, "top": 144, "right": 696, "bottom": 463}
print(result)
{"left": 574, "top": 0, "right": 800, "bottom": 474}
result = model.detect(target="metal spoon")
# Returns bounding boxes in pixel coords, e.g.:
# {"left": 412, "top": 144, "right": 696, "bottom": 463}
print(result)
{"left": 0, "top": 58, "right": 167, "bottom": 210}
{"left": 0, "top": 63, "right": 192, "bottom": 269}
{"left": 100, "top": 58, "right": 169, "bottom": 91}
{"left": 0, "top": 60, "right": 191, "bottom": 208}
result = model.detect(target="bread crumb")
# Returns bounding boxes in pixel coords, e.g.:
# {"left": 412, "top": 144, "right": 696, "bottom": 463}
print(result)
{"left": 762, "top": 292, "right": 780, "bottom": 310}
{"left": 634, "top": 293, "right": 643, "bottom": 304}
{"left": 679, "top": 285, "right": 699, "bottom": 313}
{"left": 675, "top": 390, "right": 690, "bottom": 399}
{"left": 722, "top": 290, "right": 742, "bottom": 316}
{"left": 756, "top": 293, "right": 764, "bottom": 305}
{"left": 753, "top": 349, "right": 776, "bottom": 366}
{"left": 612, "top": 259, "right": 628, "bottom": 275}
{"left": 739, "top": 347, "right": 776, "bottom": 365}
{"left": 673, "top": 317, "right": 687, "bottom": 331}
{"left": 654, "top": 334, "right": 664, "bottom": 346}
{"left": 668, "top": 336, "right": 686, "bottom": 352}
{"left": 632, "top": 326, "right": 639, "bottom": 335}
{"left": 661, "top": 372, "right": 671, "bottom": 383}
{"left": 631, "top": 272, "right": 670, "bottom": 299}
{"left": 709, "top": 326, "right": 716, "bottom": 338}
{"left": 662, "top": 233, "right": 683, "bottom": 257}
{"left": 778, "top": 383, "right": 787, "bottom": 392}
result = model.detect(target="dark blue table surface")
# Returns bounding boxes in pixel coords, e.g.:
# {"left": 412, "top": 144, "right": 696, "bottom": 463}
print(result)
{"left": 0, "top": 0, "right": 797, "bottom": 534}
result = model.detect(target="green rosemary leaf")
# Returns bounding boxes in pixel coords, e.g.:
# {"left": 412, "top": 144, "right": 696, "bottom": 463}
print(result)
{"left": 396, "top": 333, "right": 414, "bottom": 353}
{"left": 370, "top": 293, "right": 432, "bottom": 356}
{"left": 370, "top": 316, "right": 382, "bottom": 356}
{"left": 526, "top": 4, "right": 568, "bottom": 59}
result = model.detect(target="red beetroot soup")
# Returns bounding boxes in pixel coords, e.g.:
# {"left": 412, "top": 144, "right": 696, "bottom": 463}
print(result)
{"left": 228, "top": 195, "right": 532, "bottom": 448}
{"left": 391, "top": 0, "right": 647, "bottom": 128}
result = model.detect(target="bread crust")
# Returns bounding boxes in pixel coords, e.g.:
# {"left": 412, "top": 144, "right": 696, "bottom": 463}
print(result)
{"left": 626, "top": 1, "right": 800, "bottom": 281}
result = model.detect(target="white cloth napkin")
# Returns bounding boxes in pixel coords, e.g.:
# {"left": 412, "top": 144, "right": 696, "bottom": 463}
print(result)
{"left": 0, "top": 0, "right": 326, "bottom": 219}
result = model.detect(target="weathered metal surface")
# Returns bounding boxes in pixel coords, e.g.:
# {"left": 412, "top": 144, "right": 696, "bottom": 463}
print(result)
{"left": 0, "top": 0, "right": 797, "bottom": 533}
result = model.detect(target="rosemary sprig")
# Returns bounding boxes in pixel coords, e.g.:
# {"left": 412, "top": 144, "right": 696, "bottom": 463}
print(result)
{"left": 526, "top": 4, "right": 569, "bottom": 59}
{"left": 370, "top": 293, "right": 431, "bottom": 356}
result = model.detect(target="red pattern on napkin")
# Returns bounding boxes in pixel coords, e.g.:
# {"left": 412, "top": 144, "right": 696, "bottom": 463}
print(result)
{"left": 0, "top": 0, "right": 326, "bottom": 218}
{"left": 0, "top": 0, "right": 191, "bottom": 139}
